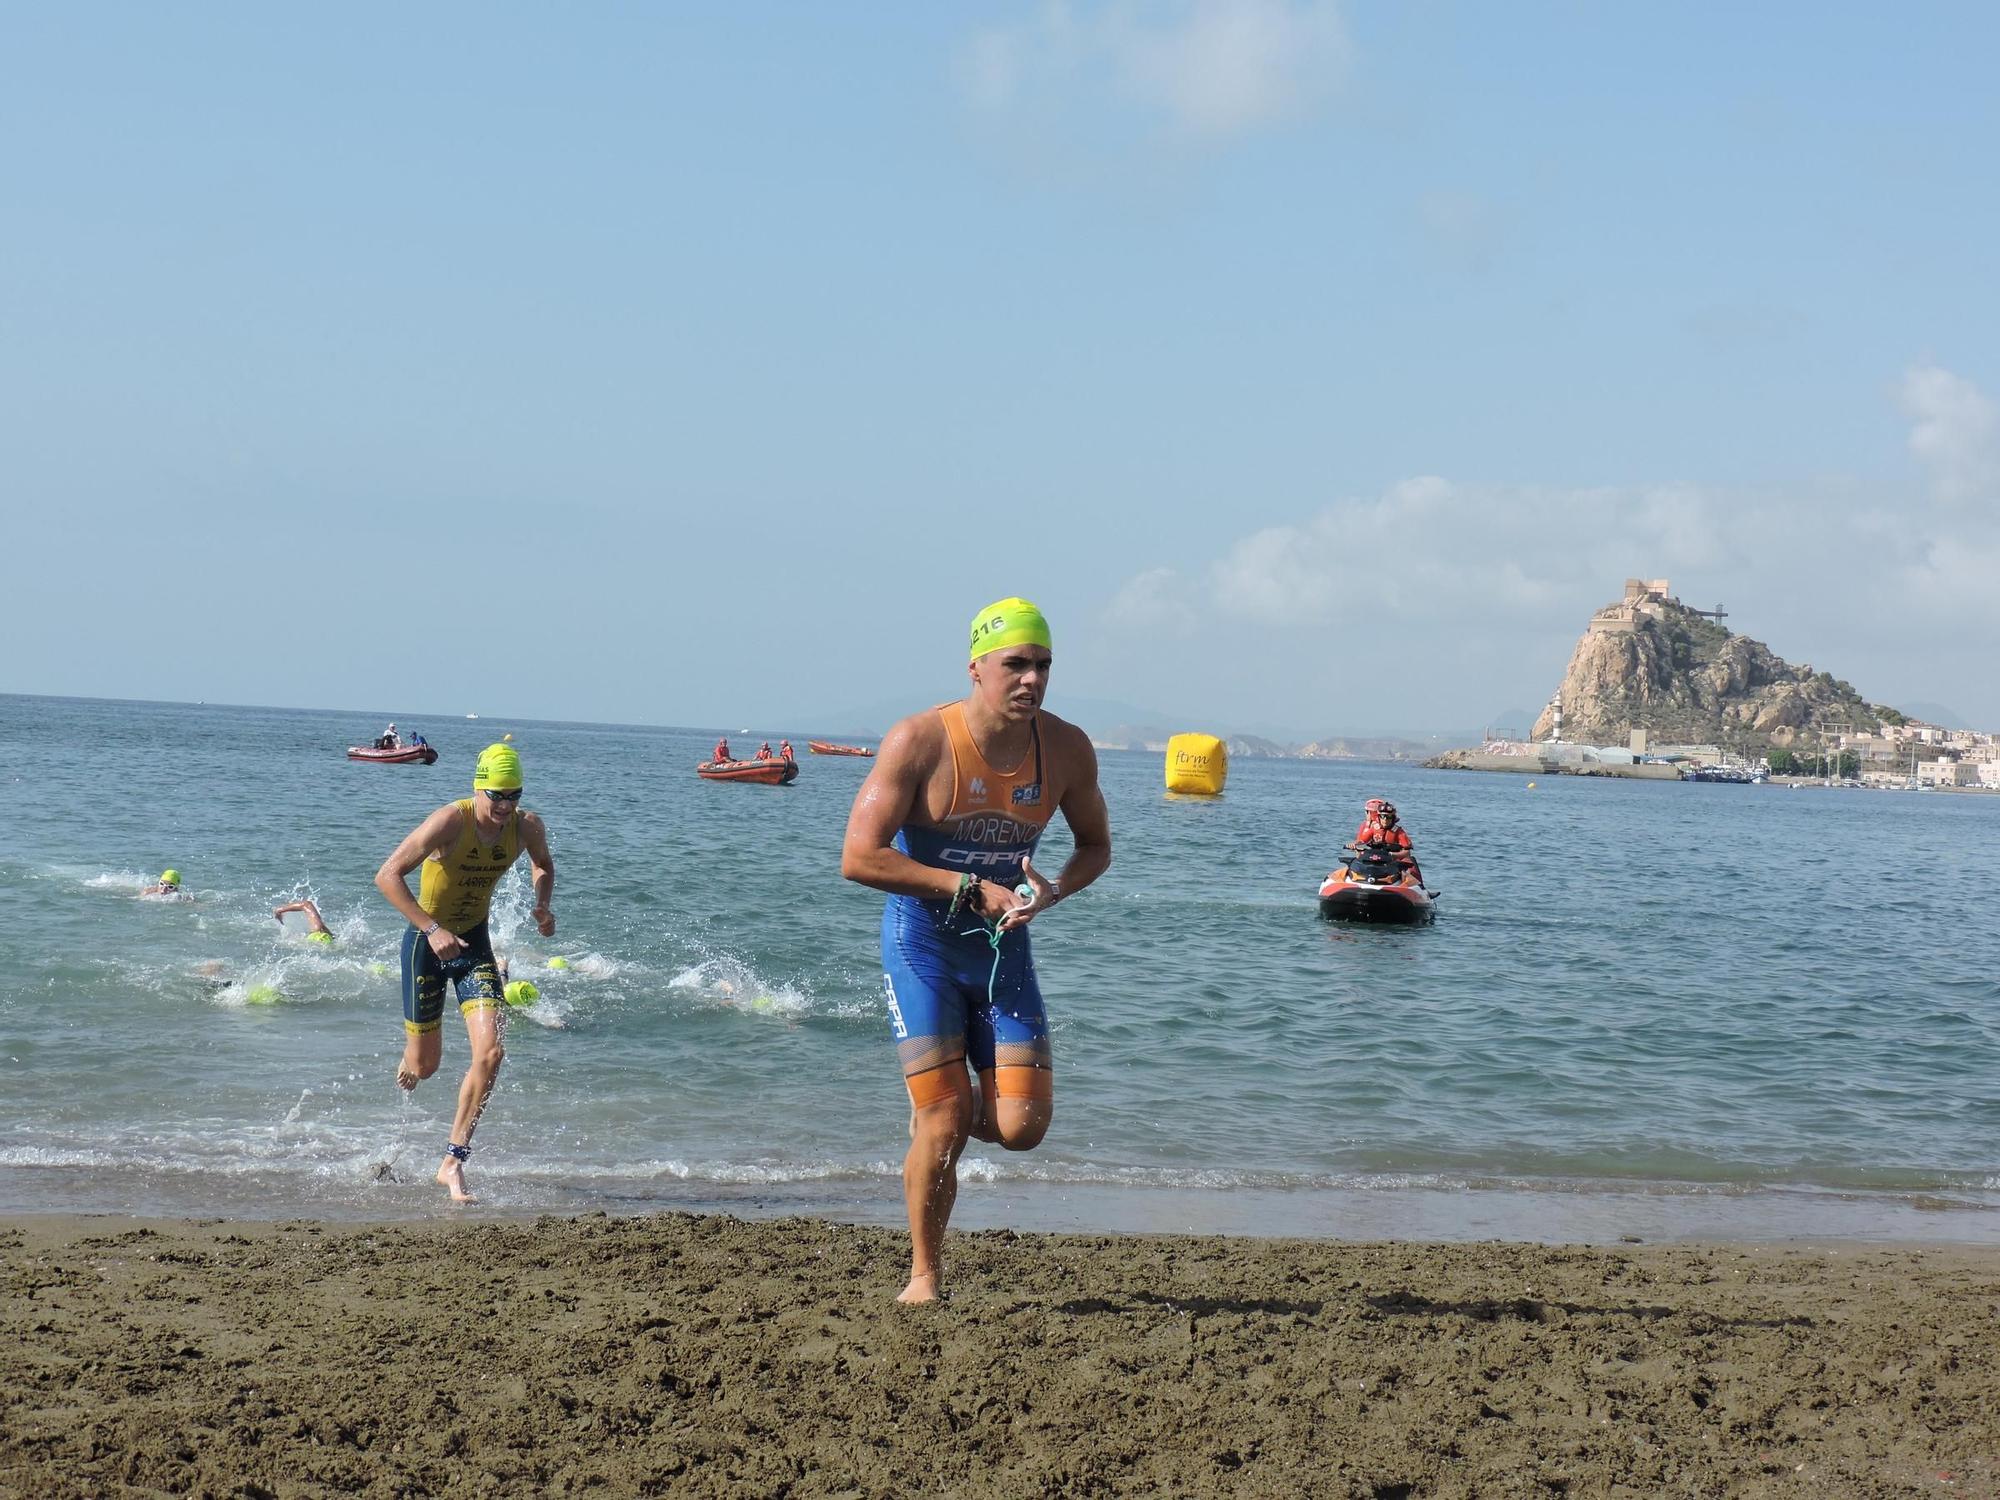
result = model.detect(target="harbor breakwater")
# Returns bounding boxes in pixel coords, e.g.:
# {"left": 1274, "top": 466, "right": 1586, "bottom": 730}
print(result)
{"left": 1424, "top": 747, "right": 1681, "bottom": 779}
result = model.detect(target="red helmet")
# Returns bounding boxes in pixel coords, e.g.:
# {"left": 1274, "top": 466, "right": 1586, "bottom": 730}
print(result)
{"left": 1364, "top": 798, "right": 1388, "bottom": 814}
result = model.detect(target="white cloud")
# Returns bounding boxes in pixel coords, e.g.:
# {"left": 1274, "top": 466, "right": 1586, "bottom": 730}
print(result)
{"left": 1896, "top": 535, "right": 2000, "bottom": 625}
{"left": 1089, "top": 367, "right": 2000, "bottom": 728}
{"left": 1416, "top": 192, "right": 1509, "bottom": 272}
{"left": 1102, "top": 564, "right": 1191, "bottom": 628}
{"left": 1189, "top": 476, "right": 1729, "bottom": 629}
{"left": 961, "top": 0, "right": 1350, "bottom": 142}
{"left": 1900, "top": 363, "right": 1999, "bottom": 507}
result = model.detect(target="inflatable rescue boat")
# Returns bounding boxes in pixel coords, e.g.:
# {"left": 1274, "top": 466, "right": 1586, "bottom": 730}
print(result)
{"left": 698, "top": 757, "right": 799, "bottom": 785}
{"left": 347, "top": 743, "right": 438, "bottom": 765}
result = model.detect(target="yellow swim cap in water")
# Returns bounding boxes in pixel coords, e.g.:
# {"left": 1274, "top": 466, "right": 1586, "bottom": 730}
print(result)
{"left": 968, "top": 597, "right": 1052, "bottom": 662}
{"left": 474, "top": 742, "right": 523, "bottom": 791}
{"left": 547, "top": 956, "right": 570, "bottom": 970}
{"left": 307, "top": 930, "right": 334, "bottom": 946}
{"left": 160, "top": 869, "right": 181, "bottom": 887}
{"left": 504, "top": 980, "right": 539, "bottom": 1007}
{"left": 244, "top": 984, "right": 281, "bottom": 1005}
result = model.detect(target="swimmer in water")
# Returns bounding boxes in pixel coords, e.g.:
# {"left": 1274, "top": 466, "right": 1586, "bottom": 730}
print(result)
{"left": 140, "top": 869, "right": 187, "bottom": 899}
{"left": 273, "top": 899, "right": 335, "bottom": 945}
{"left": 841, "top": 596, "right": 1112, "bottom": 1303}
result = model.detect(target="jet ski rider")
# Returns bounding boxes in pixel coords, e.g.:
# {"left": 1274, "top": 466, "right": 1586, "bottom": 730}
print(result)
{"left": 1348, "top": 798, "right": 1422, "bottom": 887}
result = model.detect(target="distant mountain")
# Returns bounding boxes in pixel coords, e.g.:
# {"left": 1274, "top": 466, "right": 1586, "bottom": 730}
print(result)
{"left": 1896, "top": 701, "right": 1969, "bottom": 730}
{"left": 807, "top": 693, "right": 1190, "bottom": 741}
{"left": 809, "top": 691, "right": 1476, "bottom": 757}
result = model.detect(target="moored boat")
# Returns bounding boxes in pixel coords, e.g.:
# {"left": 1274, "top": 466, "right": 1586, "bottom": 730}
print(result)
{"left": 1317, "top": 847, "right": 1435, "bottom": 924}
{"left": 698, "top": 757, "right": 799, "bottom": 785}
{"left": 807, "top": 740, "right": 875, "bottom": 757}
{"left": 348, "top": 743, "right": 438, "bottom": 766}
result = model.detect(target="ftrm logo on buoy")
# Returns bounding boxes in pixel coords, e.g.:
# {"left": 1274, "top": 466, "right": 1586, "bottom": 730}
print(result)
{"left": 1164, "top": 733, "right": 1228, "bottom": 795}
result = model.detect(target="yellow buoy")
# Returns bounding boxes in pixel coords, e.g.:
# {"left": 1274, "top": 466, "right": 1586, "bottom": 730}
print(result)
{"left": 1164, "top": 733, "right": 1228, "bottom": 796}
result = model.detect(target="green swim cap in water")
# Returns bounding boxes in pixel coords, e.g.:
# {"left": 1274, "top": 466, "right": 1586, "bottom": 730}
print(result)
{"left": 160, "top": 869, "right": 181, "bottom": 887}
{"left": 968, "top": 597, "right": 1052, "bottom": 662}
{"left": 547, "top": 956, "right": 570, "bottom": 970}
{"left": 504, "top": 980, "right": 539, "bottom": 1007}
{"left": 307, "top": 930, "right": 334, "bottom": 946}
{"left": 244, "top": 984, "right": 281, "bottom": 1006}
{"left": 474, "top": 741, "right": 523, "bottom": 791}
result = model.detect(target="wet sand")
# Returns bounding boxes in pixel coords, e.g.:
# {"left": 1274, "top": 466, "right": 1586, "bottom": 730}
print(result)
{"left": 3, "top": 1212, "right": 1995, "bottom": 1497}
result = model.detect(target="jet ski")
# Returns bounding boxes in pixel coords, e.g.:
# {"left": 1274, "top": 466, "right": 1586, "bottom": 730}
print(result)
{"left": 1318, "top": 844, "right": 1435, "bottom": 924}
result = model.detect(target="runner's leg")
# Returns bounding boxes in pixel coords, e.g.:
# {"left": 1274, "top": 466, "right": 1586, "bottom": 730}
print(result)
{"left": 981, "top": 935, "right": 1054, "bottom": 1151}
{"left": 902, "top": 1064, "right": 973, "bottom": 1303}
{"left": 398, "top": 924, "right": 446, "bottom": 1090}
{"left": 436, "top": 931, "right": 505, "bottom": 1202}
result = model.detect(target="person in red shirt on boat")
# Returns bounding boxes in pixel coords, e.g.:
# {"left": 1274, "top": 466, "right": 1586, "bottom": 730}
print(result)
{"left": 755, "top": 741, "right": 774, "bottom": 761}
{"left": 713, "top": 737, "right": 732, "bottom": 764}
{"left": 779, "top": 739, "right": 795, "bottom": 762}
{"left": 1348, "top": 798, "right": 1422, "bottom": 886}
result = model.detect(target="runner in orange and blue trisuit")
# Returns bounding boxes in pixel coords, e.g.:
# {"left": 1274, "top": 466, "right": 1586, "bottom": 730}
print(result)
{"left": 842, "top": 597, "right": 1112, "bottom": 1303}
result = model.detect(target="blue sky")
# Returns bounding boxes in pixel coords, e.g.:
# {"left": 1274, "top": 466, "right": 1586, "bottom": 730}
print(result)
{"left": 7, "top": 2, "right": 1997, "bottom": 735}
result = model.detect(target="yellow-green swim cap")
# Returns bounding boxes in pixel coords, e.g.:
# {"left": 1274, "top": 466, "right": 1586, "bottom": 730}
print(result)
{"left": 504, "top": 980, "right": 539, "bottom": 1007}
{"left": 160, "top": 869, "right": 181, "bottom": 887}
{"left": 473, "top": 742, "right": 523, "bottom": 791}
{"left": 968, "top": 597, "right": 1052, "bottom": 663}
{"left": 307, "top": 930, "right": 334, "bottom": 946}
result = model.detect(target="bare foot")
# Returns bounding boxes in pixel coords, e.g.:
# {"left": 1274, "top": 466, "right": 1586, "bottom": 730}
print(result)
{"left": 896, "top": 1271, "right": 941, "bottom": 1304}
{"left": 436, "top": 1158, "right": 477, "bottom": 1203}
{"left": 397, "top": 1045, "right": 423, "bottom": 1091}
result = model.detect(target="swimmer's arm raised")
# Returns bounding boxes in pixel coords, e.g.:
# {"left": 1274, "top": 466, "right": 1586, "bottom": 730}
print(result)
{"left": 520, "top": 811, "right": 557, "bottom": 937}
{"left": 272, "top": 899, "right": 330, "bottom": 934}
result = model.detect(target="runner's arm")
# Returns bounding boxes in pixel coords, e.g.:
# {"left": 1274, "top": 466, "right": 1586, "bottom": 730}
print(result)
{"left": 1050, "top": 729, "right": 1111, "bottom": 900}
{"left": 840, "top": 715, "right": 962, "bottom": 900}
{"left": 373, "top": 803, "right": 464, "bottom": 932}
{"left": 520, "top": 811, "right": 557, "bottom": 936}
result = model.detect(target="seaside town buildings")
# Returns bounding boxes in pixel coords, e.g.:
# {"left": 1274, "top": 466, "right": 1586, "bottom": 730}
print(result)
{"left": 1835, "top": 720, "right": 2000, "bottom": 789}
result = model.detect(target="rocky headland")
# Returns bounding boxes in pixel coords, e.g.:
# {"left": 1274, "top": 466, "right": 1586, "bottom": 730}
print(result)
{"left": 1527, "top": 581, "right": 1889, "bottom": 749}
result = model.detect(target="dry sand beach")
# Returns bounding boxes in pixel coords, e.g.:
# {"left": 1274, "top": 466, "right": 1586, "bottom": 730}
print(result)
{"left": 3, "top": 1212, "right": 1996, "bottom": 1498}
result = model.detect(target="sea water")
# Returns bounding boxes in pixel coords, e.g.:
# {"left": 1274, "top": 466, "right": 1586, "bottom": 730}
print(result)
{"left": 2, "top": 694, "right": 1996, "bottom": 1243}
